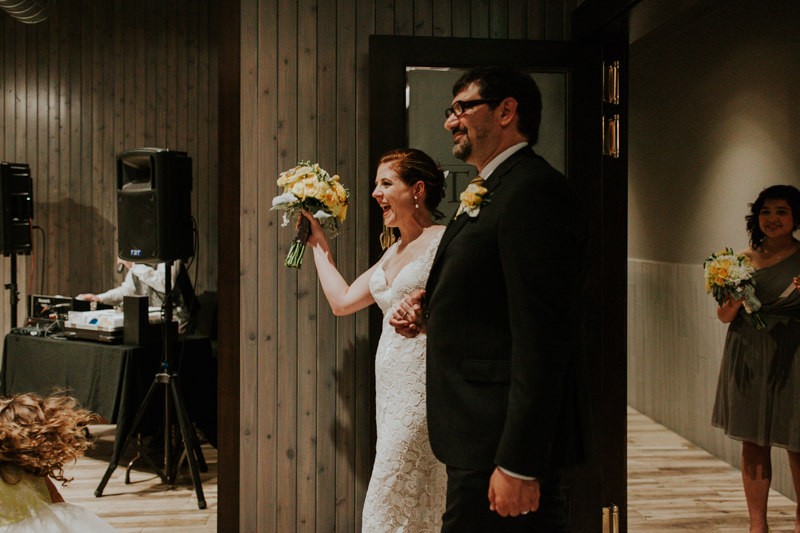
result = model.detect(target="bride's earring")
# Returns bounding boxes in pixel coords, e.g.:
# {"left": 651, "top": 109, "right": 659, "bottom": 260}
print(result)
{"left": 380, "top": 225, "right": 396, "bottom": 250}
{"left": 414, "top": 195, "right": 419, "bottom": 209}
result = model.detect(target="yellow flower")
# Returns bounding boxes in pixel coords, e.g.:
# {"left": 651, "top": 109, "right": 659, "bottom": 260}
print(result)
{"left": 320, "top": 187, "right": 338, "bottom": 208}
{"left": 332, "top": 181, "right": 347, "bottom": 203}
{"left": 456, "top": 182, "right": 489, "bottom": 218}
{"left": 336, "top": 203, "right": 348, "bottom": 222}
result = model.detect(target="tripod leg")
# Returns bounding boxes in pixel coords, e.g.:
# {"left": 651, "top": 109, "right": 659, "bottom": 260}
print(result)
{"left": 95, "top": 375, "right": 168, "bottom": 497}
{"left": 167, "top": 371, "right": 207, "bottom": 472}
{"left": 169, "top": 375, "right": 207, "bottom": 509}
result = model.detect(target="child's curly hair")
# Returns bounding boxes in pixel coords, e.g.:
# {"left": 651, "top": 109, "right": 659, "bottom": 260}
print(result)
{"left": 0, "top": 393, "right": 98, "bottom": 485}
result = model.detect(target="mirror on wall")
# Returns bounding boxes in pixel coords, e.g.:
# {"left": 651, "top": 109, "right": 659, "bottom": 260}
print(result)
{"left": 405, "top": 67, "right": 568, "bottom": 220}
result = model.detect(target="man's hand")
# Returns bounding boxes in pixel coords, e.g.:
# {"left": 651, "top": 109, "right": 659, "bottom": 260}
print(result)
{"left": 388, "top": 289, "right": 426, "bottom": 338}
{"left": 488, "top": 467, "right": 540, "bottom": 517}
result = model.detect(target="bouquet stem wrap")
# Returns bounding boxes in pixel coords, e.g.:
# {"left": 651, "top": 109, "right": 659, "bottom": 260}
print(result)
{"left": 285, "top": 216, "right": 311, "bottom": 268}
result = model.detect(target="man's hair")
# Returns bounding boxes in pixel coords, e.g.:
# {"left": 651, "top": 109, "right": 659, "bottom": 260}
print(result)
{"left": 453, "top": 67, "right": 543, "bottom": 144}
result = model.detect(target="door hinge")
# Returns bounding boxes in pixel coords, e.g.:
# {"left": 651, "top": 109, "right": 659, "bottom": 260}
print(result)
{"left": 603, "top": 60, "right": 620, "bottom": 105}
{"left": 602, "top": 59, "right": 621, "bottom": 158}
{"left": 602, "top": 114, "right": 621, "bottom": 159}
{"left": 602, "top": 503, "right": 619, "bottom": 533}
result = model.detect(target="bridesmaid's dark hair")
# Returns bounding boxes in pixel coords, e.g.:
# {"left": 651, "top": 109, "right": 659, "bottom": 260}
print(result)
{"left": 378, "top": 148, "right": 446, "bottom": 220}
{"left": 746, "top": 184, "right": 800, "bottom": 248}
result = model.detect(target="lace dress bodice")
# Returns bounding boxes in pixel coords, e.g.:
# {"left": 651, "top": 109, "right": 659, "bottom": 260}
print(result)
{"left": 361, "top": 230, "right": 446, "bottom": 532}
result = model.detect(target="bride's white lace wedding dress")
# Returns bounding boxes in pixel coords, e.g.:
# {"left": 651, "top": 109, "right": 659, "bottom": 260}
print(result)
{"left": 363, "top": 231, "right": 446, "bottom": 532}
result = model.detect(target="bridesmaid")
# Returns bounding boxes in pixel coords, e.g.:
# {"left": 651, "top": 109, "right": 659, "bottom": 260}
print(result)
{"left": 713, "top": 184, "right": 800, "bottom": 533}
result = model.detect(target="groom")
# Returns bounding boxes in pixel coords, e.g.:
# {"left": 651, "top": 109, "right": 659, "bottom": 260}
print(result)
{"left": 392, "top": 67, "right": 588, "bottom": 531}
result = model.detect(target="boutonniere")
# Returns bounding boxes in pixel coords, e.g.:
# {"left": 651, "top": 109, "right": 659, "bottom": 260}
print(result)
{"left": 455, "top": 179, "right": 490, "bottom": 219}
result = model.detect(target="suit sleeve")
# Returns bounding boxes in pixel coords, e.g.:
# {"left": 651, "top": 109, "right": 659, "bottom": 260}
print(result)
{"left": 494, "top": 174, "right": 586, "bottom": 477}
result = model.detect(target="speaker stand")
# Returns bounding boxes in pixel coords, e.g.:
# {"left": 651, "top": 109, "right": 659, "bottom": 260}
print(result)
{"left": 4, "top": 250, "right": 19, "bottom": 328}
{"left": 94, "top": 260, "right": 207, "bottom": 509}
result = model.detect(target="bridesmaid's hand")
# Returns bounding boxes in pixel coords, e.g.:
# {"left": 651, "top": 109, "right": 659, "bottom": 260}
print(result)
{"left": 717, "top": 296, "right": 744, "bottom": 324}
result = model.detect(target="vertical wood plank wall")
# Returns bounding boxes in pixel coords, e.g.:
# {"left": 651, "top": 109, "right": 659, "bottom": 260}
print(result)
{"left": 238, "top": 0, "right": 574, "bottom": 531}
{"left": 0, "top": 0, "right": 219, "bottom": 334}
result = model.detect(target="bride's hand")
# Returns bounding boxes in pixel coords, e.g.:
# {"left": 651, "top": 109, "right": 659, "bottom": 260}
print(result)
{"left": 389, "top": 290, "right": 426, "bottom": 338}
{"left": 299, "top": 210, "right": 326, "bottom": 246}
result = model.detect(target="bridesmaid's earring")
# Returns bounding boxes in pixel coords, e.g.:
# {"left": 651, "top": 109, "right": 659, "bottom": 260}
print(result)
{"left": 380, "top": 225, "right": 396, "bottom": 250}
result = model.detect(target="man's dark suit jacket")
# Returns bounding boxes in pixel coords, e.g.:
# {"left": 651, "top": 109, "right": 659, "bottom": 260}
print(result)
{"left": 425, "top": 145, "right": 587, "bottom": 479}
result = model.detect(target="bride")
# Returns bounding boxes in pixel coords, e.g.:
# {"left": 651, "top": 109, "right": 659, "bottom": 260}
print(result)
{"left": 301, "top": 148, "right": 447, "bottom": 531}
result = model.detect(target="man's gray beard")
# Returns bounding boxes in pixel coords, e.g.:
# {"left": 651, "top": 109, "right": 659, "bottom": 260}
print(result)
{"left": 452, "top": 140, "right": 471, "bottom": 161}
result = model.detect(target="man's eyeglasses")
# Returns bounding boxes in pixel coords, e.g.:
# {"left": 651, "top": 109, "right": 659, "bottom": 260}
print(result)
{"left": 444, "top": 98, "right": 503, "bottom": 119}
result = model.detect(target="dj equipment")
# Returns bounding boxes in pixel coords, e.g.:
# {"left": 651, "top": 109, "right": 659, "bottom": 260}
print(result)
{"left": 0, "top": 161, "right": 33, "bottom": 328}
{"left": 100, "top": 149, "right": 204, "bottom": 505}
{"left": 96, "top": 260, "right": 206, "bottom": 507}
{"left": 0, "top": 162, "right": 33, "bottom": 256}
{"left": 116, "top": 148, "right": 193, "bottom": 263}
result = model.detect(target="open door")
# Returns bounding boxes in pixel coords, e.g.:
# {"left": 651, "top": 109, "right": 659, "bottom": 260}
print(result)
{"left": 369, "top": 12, "right": 629, "bottom": 531}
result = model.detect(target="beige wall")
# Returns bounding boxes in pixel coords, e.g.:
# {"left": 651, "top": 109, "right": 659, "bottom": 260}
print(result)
{"left": 628, "top": 0, "right": 800, "bottom": 499}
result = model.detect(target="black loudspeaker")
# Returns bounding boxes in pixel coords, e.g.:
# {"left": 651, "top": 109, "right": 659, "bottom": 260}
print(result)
{"left": 0, "top": 162, "right": 34, "bottom": 256}
{"left": 117, "top": 148, "right": 193, "bottom": 263}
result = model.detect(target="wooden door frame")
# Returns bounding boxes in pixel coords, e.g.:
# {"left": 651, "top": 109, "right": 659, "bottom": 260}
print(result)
{"left": 368, "top": 29, "right": 629, "bottom": 530}
{"left": 217, "top": 0, "right": 240, "bottom": 529}
{"left": 571, "top": 2, "right": 634, "bottom": 527}
{"left": 368, "top": 34, "right": 575, "bottom": 363}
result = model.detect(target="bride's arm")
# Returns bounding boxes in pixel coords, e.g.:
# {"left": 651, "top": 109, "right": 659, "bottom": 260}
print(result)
{"left": 303, "top": 211, "right": 377, "bottom": 316}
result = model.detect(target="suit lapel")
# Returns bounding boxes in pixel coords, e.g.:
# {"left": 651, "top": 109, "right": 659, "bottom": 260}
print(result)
{"left": 427, "top": 146, "right": 533, "bottom": 290}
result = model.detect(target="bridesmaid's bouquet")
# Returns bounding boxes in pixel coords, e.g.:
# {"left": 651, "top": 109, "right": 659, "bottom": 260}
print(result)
{"left": 703, "top": 248, "right": 766, "bottom": 329}
{"left": 271, "top": 161, "right": 348, "bottom": 268}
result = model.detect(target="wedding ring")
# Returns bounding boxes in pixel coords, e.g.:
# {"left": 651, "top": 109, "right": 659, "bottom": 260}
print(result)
{"left": 522, "top": 511, "right": 529, "bottom": 515}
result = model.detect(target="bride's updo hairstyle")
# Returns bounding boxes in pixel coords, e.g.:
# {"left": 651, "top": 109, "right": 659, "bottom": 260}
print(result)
{"left": 378, "top": 148, "right": 447, "bottom": 220}
{"left": 746, "top": 184, "right": 800, "bottom": 249}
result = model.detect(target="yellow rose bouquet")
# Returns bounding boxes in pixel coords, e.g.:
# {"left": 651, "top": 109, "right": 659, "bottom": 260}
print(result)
{"left": 703, "top": 247, "right": 766, "bottom": 329}
{"left": 271, "top": 161, "right": 348, "bottom": 268}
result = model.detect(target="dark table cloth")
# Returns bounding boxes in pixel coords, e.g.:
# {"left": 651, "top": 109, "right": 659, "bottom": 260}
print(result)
{"left": 0, "top": 333, "right": 217, "bottom": 458}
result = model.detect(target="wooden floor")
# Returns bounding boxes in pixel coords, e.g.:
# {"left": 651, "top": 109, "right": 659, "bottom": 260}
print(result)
{"left": 628, "top": 407, "right": 797, "bottom": 532}
{"left": 57, "top": 409, "right": 797, "bottom": 532}
{"left": 59, "top": 424, "right": 217, "bottom": 532}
